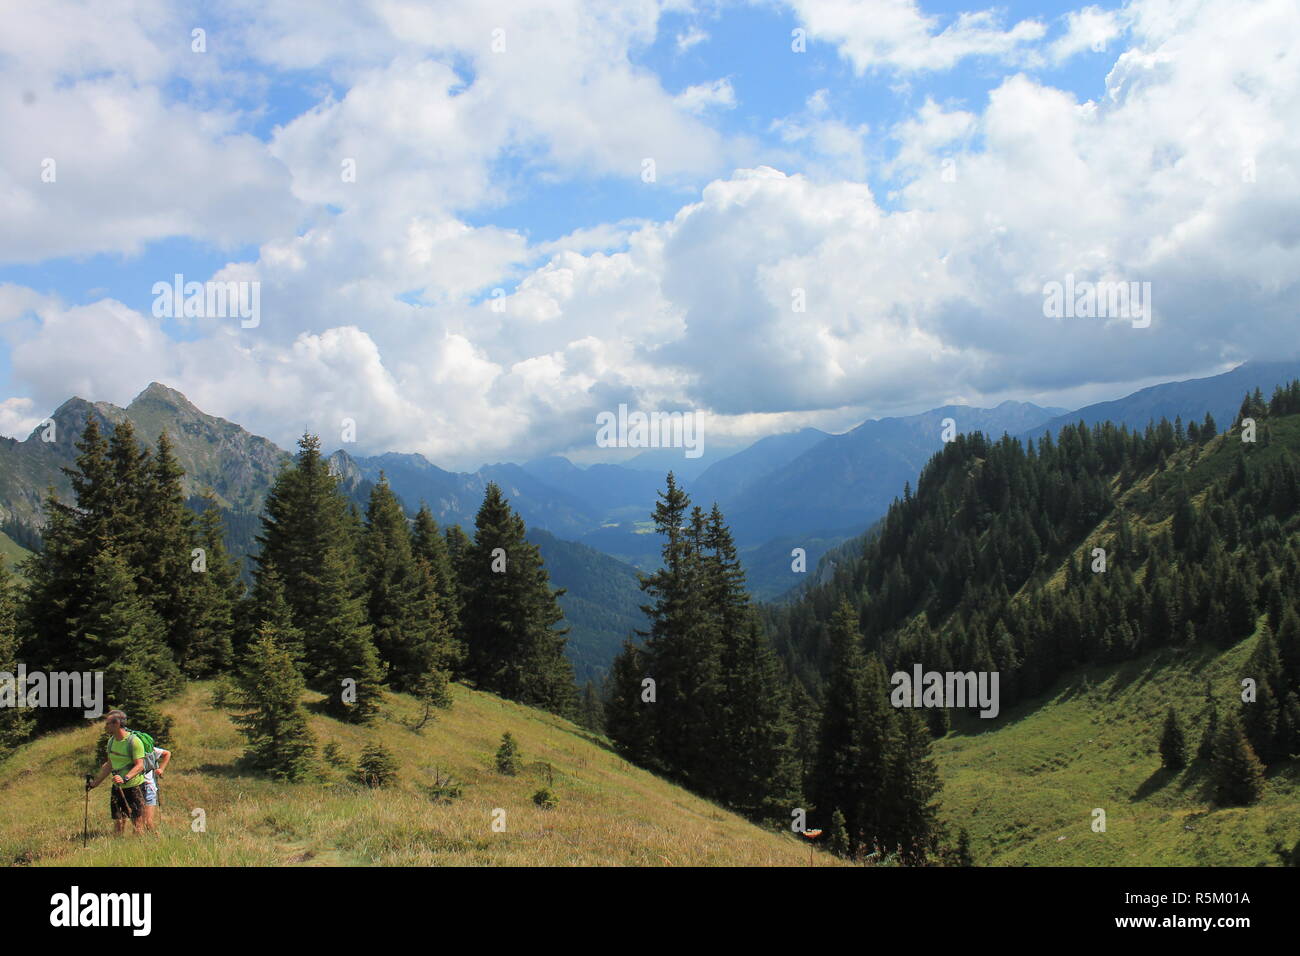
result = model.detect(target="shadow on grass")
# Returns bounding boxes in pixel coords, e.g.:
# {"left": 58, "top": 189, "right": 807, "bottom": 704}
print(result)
{"left": 1131, "top": 766, "right": 1175, "bottom": 801}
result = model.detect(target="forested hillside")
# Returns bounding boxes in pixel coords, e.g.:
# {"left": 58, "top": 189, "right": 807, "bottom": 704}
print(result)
{"left": 762, "top": 383, "right": 1300, "bottom": 856}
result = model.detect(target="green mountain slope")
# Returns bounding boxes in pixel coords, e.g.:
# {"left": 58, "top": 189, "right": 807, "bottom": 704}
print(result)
{"left": 526, "top": 528, "right": 646, "bottom": 683}
{"left": 936, "top": 636, "right": 1300, "bottom": 865}
{"left": 0, "top": 682, "right": 835, "bottom": 867}
{"left": 764, "top": 383, "right": 1300, "bottom": 864}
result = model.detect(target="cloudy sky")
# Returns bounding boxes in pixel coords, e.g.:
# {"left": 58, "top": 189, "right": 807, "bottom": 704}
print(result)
{"left": 1, "top": 0, "right": 1297, "bottom": 469}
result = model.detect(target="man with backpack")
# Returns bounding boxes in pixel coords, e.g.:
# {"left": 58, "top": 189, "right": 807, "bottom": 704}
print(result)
{"left": 86, "top": 709, "right": 150, "bottom": 836}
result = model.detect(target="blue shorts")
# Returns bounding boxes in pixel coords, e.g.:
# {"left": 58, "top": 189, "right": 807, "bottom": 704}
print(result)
{"left": 142, "top": 780, "right": 158, "bottom": 806}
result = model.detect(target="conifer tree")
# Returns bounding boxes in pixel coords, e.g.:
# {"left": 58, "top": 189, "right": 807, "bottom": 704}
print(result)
{"left": 236, "top": 566, "right": 304, "bottom": 665}
{"left": 444, "top": 523, "right": 472, "bottom": 625}
{"left": 1243, "top": 625, "right": 1285, "bottom": 762}
{"left": 22, "top": 420, "right": 114, "bottom": 690}
{"left": 1158, "top": 706, "right": 1188, "bottom": 770}
{"left": 413, "top": 503, "right": 460, "bottom": 637}
{"left": 411, "top": 665, "right": 453, "bottom": 730}
{"left": 1212, "top": 708, "right": 1266, "bottom": 805}
{"left": 316, "top": 548, "right": 386, "bottom": 724}
{"left": 828, "top": 808, "right": 850, "bottom": 857}
{"left": 105, "top": 418, "right": 150, "bottom": 571}
{"left": 460, "top": 483, "right": 575, "bottom": 714}
{"left": 78, "top": 548, "right": 180, "bottom": 724}
{"left": 178, "top": 495, "right": 239, "bottom": 677}
{"left": 254, "top": 434, "right": 385, "bottom": 721}
{"left": 355, "top": 742, "right": 398, "bottom": 788}
{"left": 578, "top": 680, "right": 604, "bottom": 733}
{"left": 139, "top": 431, "right": 196, "bottom": 658}
{"left": 0, "top": 557, "right": 34, "bottom": 755}
{"left": 811, "top": 601, "right": 897, "bottom": 852}
{"left": 495, "top": 732, "right": 521, "bottom": 775}
{"left": 604, "top": 639, "right": 656, "bottom": 765}
{"left": 233, "top": 626, "right": 317, "bottom": 781}
{"left": 717, "top": 616, "right": 800, "bottom": 818}
{"left": 637, "top": 476, "right": 721, "bottom": 790}
{"left": 1197, "top": 699, "right": 1219, "bottom": 762}
{"left": 888, "top": 708, "right": 943, "bottom": 860}
{"left": 363, "top": 476, "right": 453, "bottom": 690}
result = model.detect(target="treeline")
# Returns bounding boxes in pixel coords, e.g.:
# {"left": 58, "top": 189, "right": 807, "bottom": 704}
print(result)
{"left": 765, "top": 383, "right": 1300, "bottom": 805}
{"left": 603, "top": 475, "right": 958, "bottom": 863}
{"left": 3, "top": 423, "right": 578, "bottom": 763}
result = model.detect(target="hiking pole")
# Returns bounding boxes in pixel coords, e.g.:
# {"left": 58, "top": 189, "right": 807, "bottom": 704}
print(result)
{"left": 83, "top": 775, "right": 91, "bottom": 848}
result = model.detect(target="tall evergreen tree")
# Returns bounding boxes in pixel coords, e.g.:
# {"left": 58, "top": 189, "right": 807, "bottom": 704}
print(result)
{"left": 0, "top": 557, "right": 34, "bottom": 755}
{"left": 362, "top": 476, "right": 454, "bottom": 690}
{"left": 1158, "top": 706, "right": 1188, "bottom": 771}
{"left": 604, "top": 639, "right": 656, "bottom": 765}
{"left": 459, "top": 483, "right": 575, "bottom": 714}
{"left": 253, "top": 434, "right": 385, "bottom": 719}
{"left": 78, "top": 548, "right": 180, "bottom": 734}
{"left": 637, "top": 476, "right": 721, "bottom": 790}
{"left": 138, "top": 431, "right": 195, "bottom": 658}
{"left": 236, "top": 565, "right": 304, "bottom": 665}
{"left": 717, "top": 616, "right": 800, "bottom": 819}
{"left": 810, "top": 601, "right": 897, "bottom": 853}
{"left": 887, "top": 709, "right": 943, "bottom": 860}
{"left": 412, "top": 503, "right": 460, "bottom": 638}
{"left": 1212, "top": 708, "right": 1266, "bottom": 806}
{"left": 178, "top": 495, "right": 240, "bottom": 677}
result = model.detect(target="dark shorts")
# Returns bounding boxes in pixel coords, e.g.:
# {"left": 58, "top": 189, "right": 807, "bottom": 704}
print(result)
{"left": 110, "top": 784, "right": 147, "bottom": 821}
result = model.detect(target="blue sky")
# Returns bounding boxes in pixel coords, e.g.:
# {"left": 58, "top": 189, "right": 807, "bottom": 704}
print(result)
{"left": 1, "top": 0, "right": 1296, "bottom": 468}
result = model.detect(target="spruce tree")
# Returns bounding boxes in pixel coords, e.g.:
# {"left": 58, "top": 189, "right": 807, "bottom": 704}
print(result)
{"left": 233, "top": 626, "right": 317, "bottom": 781}
{"left": 578, "top": 680, "right": 605, "bottom": 733}
{"left": 22, "top": 420, "right": 115, "bottom": 696}
{"left": 604, "top": 639, "right": 656, "bottom": 765}
{"left": 460, "top": 483, "right": 576, "bottom": 714}
{"left": 0, "top": 557, "right": 34, "bottom": 755}
{"left": 1212, "top": 708, "right": 1266, "bottom": 805}
{"left": 1197, "top": 700, "right": 1219, "bottom": 762}
{"left": 254, "top": 434, "right": 386, "bottom": 721}
{"left": 236, "top": 566, "right": 304, "bottom": 666}
{"left": 1158, "top": 707, "right": 1188, "bottom": 771}
{"left": 78, "top": 548, "right": 180, "bottom": 726}
{"left": 717, "top": 616, "right": 799, "bottom": 819}
{"left": 413, "top": 503, "right": 460, "bottom": 637}
{"left": 355, "top": 742, "right": 399, "bottom": 788}
{"left": 495, "top": 732, "right": 521, "bottom": 775}
{"left": 888, "top": 708, "right": 943, "bottom": 860}
{"left": 316, "top": 548, "right": 386, "bottom": 724}
{"left": 363, "top": 476, "right": 453, "bottom": 690}
{"left": 637, "top": 476, "right": 722, "bottom": 791}
{"left": 139, "top": 431, "right": 196, "bottom": 659}
{"left": 810, "top": 601, "right": 897, "bottom": 853}
{"left": 1243, "top": 626, "right": 1285, "bottom": 762}
{"left": 178, "top": 495, "right": 239, "bottom": 677}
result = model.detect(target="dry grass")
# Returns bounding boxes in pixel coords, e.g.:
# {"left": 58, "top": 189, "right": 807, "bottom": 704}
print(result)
{"left": 0, "top": 682, "right": 841, "bottom": 867}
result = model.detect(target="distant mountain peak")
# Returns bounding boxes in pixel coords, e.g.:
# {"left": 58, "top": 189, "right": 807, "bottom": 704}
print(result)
{"left": 130, "top": 381, "right": 200, "bottom": 413}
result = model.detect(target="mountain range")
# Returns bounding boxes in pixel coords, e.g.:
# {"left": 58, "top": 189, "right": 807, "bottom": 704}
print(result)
{"left": 4, "top": 360, "right": 1300, "bottom": 674}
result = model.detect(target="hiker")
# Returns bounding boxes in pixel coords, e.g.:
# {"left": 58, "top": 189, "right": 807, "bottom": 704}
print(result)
{"left": 86, "top": 709, "right": 147, "bottom": 836}
{"left": 141, "top": 744, "right": 172, "bottom": 831}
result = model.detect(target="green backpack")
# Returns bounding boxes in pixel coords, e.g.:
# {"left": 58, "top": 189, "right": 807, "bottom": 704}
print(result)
{"left": 125, "top": 729, "right": 160, "bottom": 774}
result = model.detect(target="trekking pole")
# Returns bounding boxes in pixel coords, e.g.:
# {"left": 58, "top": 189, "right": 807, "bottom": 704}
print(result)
{"left": 83, "top": 775, "right": 91, "bottom": 848}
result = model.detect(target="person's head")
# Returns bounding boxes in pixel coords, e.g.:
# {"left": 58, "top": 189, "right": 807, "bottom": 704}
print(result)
{"left": 104, "top": 710, "right": 128, "bottom": 736}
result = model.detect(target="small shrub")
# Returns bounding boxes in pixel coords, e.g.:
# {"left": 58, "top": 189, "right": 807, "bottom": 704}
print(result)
{"left": 428, "top": 767, "right": 463, "bottom": 804}
{"left": 532, "top": 787, "right": 557, "bottom": 810}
